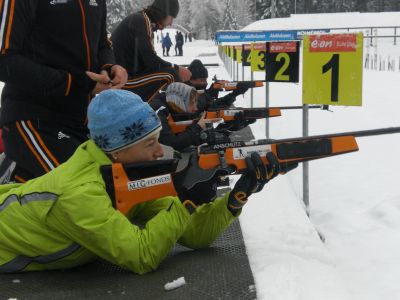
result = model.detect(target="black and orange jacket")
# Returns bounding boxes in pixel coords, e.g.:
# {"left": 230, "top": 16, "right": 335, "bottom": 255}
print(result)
{"left": 0, "top": 0, "right": 115, "bottom": 126}
{"left": 111, "top": 10, "right": 174, "bottom": 77}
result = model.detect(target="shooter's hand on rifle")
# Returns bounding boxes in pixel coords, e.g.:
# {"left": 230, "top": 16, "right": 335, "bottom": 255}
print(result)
{"left": 216, "top": 111, "right": 256, "bottom": 131}
{"left": 227, "top": 152, "right": 281, "bottom": 215}
{"left": 206, "top": 79, "right": 227, "bottom": 99}
{"left": 196, "top": 112, "right": 221, "bottom": 129}
{"left": 231, "top": 82, "right": 249, "bottom": 96}
{"left": 175, "top": 153, "right": 226, "bottom": 214}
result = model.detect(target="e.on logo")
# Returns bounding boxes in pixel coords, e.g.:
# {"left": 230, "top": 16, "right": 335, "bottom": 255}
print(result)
{"left": 270, "top": 42, "right": 297, "bottom": 53}
{"left": 309, "top": 34, "right": 357, "bottom": 53}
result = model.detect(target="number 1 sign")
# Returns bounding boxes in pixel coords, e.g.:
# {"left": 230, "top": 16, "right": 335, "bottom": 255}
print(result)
{"left": 302, "top": 33, "right": 363, "bottom": 106}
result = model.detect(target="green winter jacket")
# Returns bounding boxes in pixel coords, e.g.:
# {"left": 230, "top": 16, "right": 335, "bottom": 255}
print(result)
{"left": 0, "top": 140, "right": 237, "bottom": 274}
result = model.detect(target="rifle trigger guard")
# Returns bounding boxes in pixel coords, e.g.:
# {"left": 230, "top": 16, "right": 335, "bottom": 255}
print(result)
{"left": 218, "top": 150, "right": 228, "bottom": 169}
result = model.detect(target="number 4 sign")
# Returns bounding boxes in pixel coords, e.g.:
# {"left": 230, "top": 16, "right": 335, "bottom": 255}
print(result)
{"left": 303, "top": 33, "right": 363, "bottom": 106}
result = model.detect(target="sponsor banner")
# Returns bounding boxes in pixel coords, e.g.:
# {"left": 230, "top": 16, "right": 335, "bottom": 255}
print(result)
{"left": 233, "top": 145, "right": 272, "bottom": 160}
{"left": 309, "top": 34, "right": 357, "bottom": 53}
{"left": 127, "top": 174, "right": 172, "bottom": 191}
{"left": 296, "top": 29, "right": 330, "bottom": 39}
{"left": 216, "top": 30, "right": 298, "bottom": 43}
{"left": 269, "top": 42, "right": 298, "bottom": 53}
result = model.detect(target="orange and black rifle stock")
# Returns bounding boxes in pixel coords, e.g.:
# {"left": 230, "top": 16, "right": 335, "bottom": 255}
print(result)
{"left": 210, "top": 80, "right": 264, "bottom": 91}
{"left": 168, "top": 107, "right": 281, "bottom": 134}
{"left": 101, "top": 131, "right": 364, "bottom": 215}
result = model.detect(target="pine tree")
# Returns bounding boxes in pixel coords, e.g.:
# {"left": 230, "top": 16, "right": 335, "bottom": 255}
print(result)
{"left": 222, "top": 0, "right": 239, "bottom": 30}
{"left": 107, "top": 0, "right": 137, "bottom": 33}
{"left": 188, "top": 0, "right": 223, "bottom": 39}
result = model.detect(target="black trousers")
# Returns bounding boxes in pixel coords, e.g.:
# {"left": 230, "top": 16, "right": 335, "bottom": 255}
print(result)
{"left": 123, "top": 67, "right": 179, "bottom": 102}
{"left": 2, "top": 120, "right": 89, "bottom": 182}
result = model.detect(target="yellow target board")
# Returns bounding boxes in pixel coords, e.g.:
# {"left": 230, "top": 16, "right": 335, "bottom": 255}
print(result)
{"left": 250, "top": 43, "right": 267, "bottom": 72}
{"left": 235, "top": 45, "right": 242, "bottom": 63}
{"left": 303, "top": 33, "right": 363, "bottom": 106}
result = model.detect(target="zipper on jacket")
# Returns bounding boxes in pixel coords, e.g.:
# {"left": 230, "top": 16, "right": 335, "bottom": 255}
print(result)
{"left": 78, "top": 0, "right": 91, "bottom": 70}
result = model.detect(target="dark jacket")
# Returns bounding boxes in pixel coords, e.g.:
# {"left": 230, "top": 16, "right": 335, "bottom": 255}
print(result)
{"left": 0, "top": 0, "right": 114, "bottom": 126}
{"left": 197, "top": 91, "right": 236, "bottom": 112}
{"left": 162, "top": 35, "right": 172, "bottom": 48}
{"left": 111, "top": 10, "right": 174, "bottom": 77}
{"left": 150, "top": 93, "right": 203, "bottom": 151}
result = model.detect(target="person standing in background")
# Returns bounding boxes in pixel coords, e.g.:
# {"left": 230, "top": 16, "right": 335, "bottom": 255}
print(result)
{"left": 163, "top": 33, "right": 173, "bottom": 56}
{"left": 174, "top": 31, "right": 179, "bottom": 56}
{"left": 0, "top": 0, "right": 127, "bottom": 183}
{"left": 177, "top": 31, "right": 184, "bottom": 56}
{"left": 112, "top": 0, "right": 191, "bottom": 102}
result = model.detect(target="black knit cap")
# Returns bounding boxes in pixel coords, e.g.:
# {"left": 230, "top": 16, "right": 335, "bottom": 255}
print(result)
{"left": 150, "top": 0, "right": 180, "bottom": 18}
{"left": 188, "top": 59, "right": 208, "bottom": 79}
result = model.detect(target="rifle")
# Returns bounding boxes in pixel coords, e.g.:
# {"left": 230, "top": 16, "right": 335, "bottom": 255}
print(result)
{"left": 168, "top": 107, "right": 281, "bottom": 134}
{"left": 101, "top": 133, "right": 359, "bottom": 215}
{"left": 210, "top": 80, "right": 264, "bottom": 91}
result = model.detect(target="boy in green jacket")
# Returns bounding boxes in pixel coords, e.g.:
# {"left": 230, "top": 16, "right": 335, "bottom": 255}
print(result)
{"left": 0, "top": 90, "right": 280, "bottom": 274}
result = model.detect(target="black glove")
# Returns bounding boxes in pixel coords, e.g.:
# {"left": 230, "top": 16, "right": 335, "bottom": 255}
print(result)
{"left": 227, "top": 152, "right": 281, "bottom": 215}
{"left": 206, "top": 85, "right": 221, "bottom": 99}
{"left": 217, "top": 111, "right": 256, "bottom": 131}
{"left": 231, "top": 82, "right": 249, "bottom": 97}
{"left": 173, "top": 153, "right": 230, "bottom": 214}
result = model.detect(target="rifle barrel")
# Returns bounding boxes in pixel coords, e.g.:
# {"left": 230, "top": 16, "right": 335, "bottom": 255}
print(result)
{"left": 277, "top": 105, "right": 323, "bottom": 110}
{"left": 271, "top": 127, "right": 400, "bottom": 143}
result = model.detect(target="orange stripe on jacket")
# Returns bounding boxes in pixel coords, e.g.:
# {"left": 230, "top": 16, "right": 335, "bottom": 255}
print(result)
{"left": 2, "top": 0, "right": 15, "bottom": 54}
{"left": 78, "top": 0, "right": 91, "bottom": 69}
{"left": 125, "top": 72, "right": 175, "bottom": 85}
{"left": 142, "top": 11, "right": 155, "bottom": 53}
{"left": 16, "top": 122, "right": 50, "bottom": 173}
{"left": 123, "top": 76, "right": 173, "bottom": 90}
{"left": 65, "top": 73, "right": 72, "bottom": 96}
{"left": 14, "top": 175, "right": 27, "bottom": 183}
{"left": 27, "top": 120, "right": 60, "bottom": 167}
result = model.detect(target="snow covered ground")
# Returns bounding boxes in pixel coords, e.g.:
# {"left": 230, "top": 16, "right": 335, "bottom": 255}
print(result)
{"left": 1, "top": 11, "right": 399, "bottom": 300}
{"left": 158, "top": 12, "right": 400, "bottom": 300}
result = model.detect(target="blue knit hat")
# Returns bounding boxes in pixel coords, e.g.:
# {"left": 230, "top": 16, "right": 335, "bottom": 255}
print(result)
{"left": 88, "top": 90, "right": 161, "bottom": 153}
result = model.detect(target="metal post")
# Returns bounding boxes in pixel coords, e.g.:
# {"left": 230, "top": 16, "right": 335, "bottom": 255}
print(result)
{"left": 250, "top": 70, "right": 254, "bottom": 108}
{"left": 265, "top": 82, "right": 270, "bottom": 138}
{"left": 242, "top": 57, "right": 245, "bottom": 81}
{"left": 264, "top": 42, "right": 269, "bottom": 138}
{"left": 231, "top": 55, "right": 234, "bottom": 79}
{"left": 370, "top": 27, "right": 373, "bottom": 46}
{"left": 302, "top": 104, "right": 310, "bottom": 215}
{"left": 236, "top": 57, "right": 239, "bottom": 81}
{"left": 242, "top": 44, "right": 245, "bottom": 81}
{"left": 233, "top": 57, "right": 236, "bottom": 80}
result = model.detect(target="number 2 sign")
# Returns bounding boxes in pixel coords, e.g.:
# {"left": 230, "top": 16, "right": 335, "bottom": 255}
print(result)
{"left": 303, "top": 33, "right": 363, "bottom": 106}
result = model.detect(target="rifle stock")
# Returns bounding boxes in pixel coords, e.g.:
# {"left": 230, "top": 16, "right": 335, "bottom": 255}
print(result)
{"left": 197, "top": 136, "right": 358, "bottom": 172}
{"left": 101, "top": 134, "right": 359, "bottom": 214}
{"left": 101, "top": 159, "right": 179, "bottom": 215}
{"left": 168, "top": 107, "right": 281, "bottom": 134}
{"left": 211, "top": 80, "right": 264, "bottom": 91}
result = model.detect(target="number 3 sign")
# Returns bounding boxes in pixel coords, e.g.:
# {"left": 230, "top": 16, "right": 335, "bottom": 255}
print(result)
{"left": 303, "top": 33, "right": 363, "bottom": 106}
